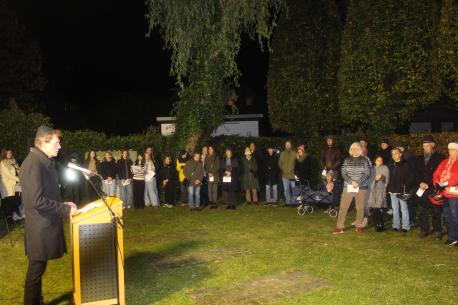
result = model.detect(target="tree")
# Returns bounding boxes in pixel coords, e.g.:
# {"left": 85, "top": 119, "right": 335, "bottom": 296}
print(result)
{"left": 338, "top": 0, "right": 439, "bottom": 135}
{"left": 145, "top": 0, "right": 285, "bottom": 150}
{"left": 435, "top": 0, "right": 458, "bottom": 108}
{"left": 0, "top": 100, "right": 51, "bottom": 160}
{"left": 267, "top": 0, "right": 342, "bottom": 137}
{"left": 0, "top": 0, "right": 46, "bottom": 109}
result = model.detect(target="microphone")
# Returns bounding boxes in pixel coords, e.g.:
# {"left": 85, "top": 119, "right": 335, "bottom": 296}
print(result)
{"left": 67, "top": 162, "right": 101, "bottom": 179}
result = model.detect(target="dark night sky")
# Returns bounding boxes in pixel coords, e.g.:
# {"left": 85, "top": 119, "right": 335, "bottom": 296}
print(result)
{"left": 12, "top": 0, "right": 270, "bottom": 135}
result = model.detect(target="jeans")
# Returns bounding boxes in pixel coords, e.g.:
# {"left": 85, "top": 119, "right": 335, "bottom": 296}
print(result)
{"left": 102, "top": 179, "right": 117, "bottom": 197}
{"left": 266, "top": 184, "right": 278, "bottom": 202}
{"left": 390, "top": 192, "right": 410, "bottom": 230}
{"left": 443, "top": 197, "right": 458, "bottom": 241}
{"left": 282, "top": 177, "right": 295, "bottom": 205}
{"left": 179, "top": 182, "right": 188, "bottom": 203}
{"left": 188, "top": 185, "right": 201, "bottom": 208}
{"left": 144, "top": 177, "right": 159, "bottom": 207}
{"left": 118, "top": 180, "right": 133, "bottom": 208}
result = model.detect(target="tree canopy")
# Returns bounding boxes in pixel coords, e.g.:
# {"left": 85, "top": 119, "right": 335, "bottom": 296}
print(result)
{"left": 267, "top": 0, "right": 342, "bottom": 137}
{"left": 145, "top": 0, "right": 285, "bottom": 149}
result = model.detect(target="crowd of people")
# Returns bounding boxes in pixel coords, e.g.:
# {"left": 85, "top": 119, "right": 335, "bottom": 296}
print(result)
{"left": 1, "top": 135, "right": 457, "bottom": 247}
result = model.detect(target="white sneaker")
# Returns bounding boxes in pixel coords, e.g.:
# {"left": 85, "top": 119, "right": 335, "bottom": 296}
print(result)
{"left": 12, "top": 212, "right": 21, "bottom": 221}
{"left": 164, "top": 204, "right": 173, "bottom": 208}
{"left": 387, "top": 209, "right": 393, "bottom": 215}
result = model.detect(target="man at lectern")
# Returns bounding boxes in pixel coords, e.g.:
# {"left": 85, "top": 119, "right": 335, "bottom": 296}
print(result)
{"left": 19, "top": 126, "right": 78, "bottom": 305}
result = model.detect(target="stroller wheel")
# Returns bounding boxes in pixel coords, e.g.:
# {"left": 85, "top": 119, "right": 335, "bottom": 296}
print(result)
{"left": 305, "top": 205, "right": 314, "bottom": 213}
{"left": 329, "top": 209, "right": 338, "bottom": 218}
{"left": 297, "top": 206, "right": 306, "bottom": 216}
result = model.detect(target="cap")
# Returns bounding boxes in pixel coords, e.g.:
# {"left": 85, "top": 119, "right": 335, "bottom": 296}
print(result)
{"left": 35, "top": 125, "right": 54, "bottom": 138}
{"left": 381, "top": 139, "right": 390, "bottom": 145}
{"left": 422, "top": 135, "right": 435, "bottom": 144}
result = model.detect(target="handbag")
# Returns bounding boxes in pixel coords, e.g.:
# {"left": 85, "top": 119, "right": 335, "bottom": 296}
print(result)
{"left": 396, "top": 185, "right": 412, "bottom": 201}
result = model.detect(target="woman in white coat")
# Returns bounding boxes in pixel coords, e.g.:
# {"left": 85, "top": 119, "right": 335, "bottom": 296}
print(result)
{"left": 0, "top": 149, "right": 23, "bottom": 220}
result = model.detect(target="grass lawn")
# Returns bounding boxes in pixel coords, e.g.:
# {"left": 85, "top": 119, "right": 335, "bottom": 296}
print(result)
{"left": 1, "top": 203, "right": 457, "bottom": 305}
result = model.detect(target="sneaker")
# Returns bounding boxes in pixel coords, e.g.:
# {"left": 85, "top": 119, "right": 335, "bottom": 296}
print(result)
{"left": 12, "top": 212, "right": 21, "bottom": 221}
{"left": 164, "top": 204, "right": 173, "bottom": 208}
{"left": 402, "top": 229, "right": 409, "bottom": 233}
{"left": 361, "top": 217, "right": 368, "bottom": 228}
{"left": 351, "top": 220, "right": 357, "bottom": 226}
{"left": 445, "top": 240, "right": 457, "bottom": 246}
{"left": 393, "top": 228, "right": 400, "bottom": 232}
{"left": 387, "top": 209, "right": 393, "bottom": 215}
{"left": 332, "top": 228, "right": 344, "bottom": 234}
{"left": 355, "top": 227, "right": 363, "bottom": 234}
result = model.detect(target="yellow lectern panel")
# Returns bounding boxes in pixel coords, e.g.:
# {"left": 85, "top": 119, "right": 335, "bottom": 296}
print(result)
{"left": 71, "top": 197, "right": 125, "bottom": 305}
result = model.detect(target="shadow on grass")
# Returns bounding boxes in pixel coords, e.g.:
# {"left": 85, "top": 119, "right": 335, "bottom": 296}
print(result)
{"left": 124, "top": 240, "right": 213, "bottom": 304}
{"left": 46, "top": 291, "right": 73, "bottom": 305}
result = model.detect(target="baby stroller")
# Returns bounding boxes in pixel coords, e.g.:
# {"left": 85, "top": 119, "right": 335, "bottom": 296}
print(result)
{"left": 294, "top": 180, "right": 340, "bottom": 218}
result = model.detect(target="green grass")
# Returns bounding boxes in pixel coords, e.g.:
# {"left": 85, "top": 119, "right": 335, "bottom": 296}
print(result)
{"left": 1, "top": 204, "right": 457, "bottom": 305}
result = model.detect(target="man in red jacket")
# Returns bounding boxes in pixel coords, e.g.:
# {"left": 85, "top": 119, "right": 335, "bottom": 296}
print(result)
{"left": 433, "top": 141, "right": 458, "bottom": 246}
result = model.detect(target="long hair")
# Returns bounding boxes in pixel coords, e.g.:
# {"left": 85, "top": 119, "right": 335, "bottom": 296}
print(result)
{"left": 1, "top": 149, "right": 12, "bottom": 161}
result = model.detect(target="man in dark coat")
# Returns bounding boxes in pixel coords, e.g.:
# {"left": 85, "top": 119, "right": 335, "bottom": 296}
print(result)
{"left": 414, "top": 135, "right": 446, "bottom": 239}
{"left": 20, "top": 126, "right": 78, "bottom": 305}
{"left": 320, "top": 135, "right": 342, "bottom": 179}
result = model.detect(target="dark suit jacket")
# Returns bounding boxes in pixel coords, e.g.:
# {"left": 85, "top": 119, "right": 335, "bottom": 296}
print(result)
{"left": 414, "top": 151, "right": 445, "bottom": 197}
{"left": 19, "top": 147, "right": 70, "bottom": 261}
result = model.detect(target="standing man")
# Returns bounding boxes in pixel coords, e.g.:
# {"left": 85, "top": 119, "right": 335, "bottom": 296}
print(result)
{"left": 278, "top": 140, "right": 296, "bottom": 206}
{"left": 319, "top": 135, "right": 342, "bottom": 179}
{"left": 20, "top": 126, "right": 78, "bottom": 305}
{"left": 415, "top": 135, "right": 445, "bottom": 239}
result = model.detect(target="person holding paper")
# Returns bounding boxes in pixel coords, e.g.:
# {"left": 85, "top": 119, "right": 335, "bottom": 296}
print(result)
{"left": 20, "top": 126, "right": 78, "bottom": 305}
{"left": 132, "top": 153, "right": 145, "bottom": 209}
{"left": 387, "top": 148, "right": 414, "bottom": 232}
{"left": 333, "top": 142, "right": 370, "bottom": 234}
{"left": 161, "top": 155, "right": 177, "bottom": 208}
{"left": 99, "top": 152, "right": 117, "bottom": 196}
{"left": 319, "top": 135, "right": 342, "bottom": 180}
{"left": 204, "top": 146, "right": 221, "bottom": 208}
{"left": 117, "top": 150, "right": 133, "bottom": 208}
{"left": 221, "top": 147, "right": 239, "bottom": 210}
{"left": 414, "top": 135, "right": 445, "bottom": 239}
{"left": 144, "top": 152, "right": 159, "bottom": 207}
{"left": 432, "top": 141, "right": 458, "bottom": 246}
{"left": 368, "top": 155, "right": 390, "bottom": 232}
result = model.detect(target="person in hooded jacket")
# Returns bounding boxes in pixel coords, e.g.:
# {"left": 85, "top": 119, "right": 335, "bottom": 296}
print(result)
{"left": 176, "top": 150, "right": 190, "bottom": 204}
{"left": 294, "top": 145, "right": 311, "bottom": 187}
{"left": 264, "top": 145, "right": 279, "bottom": 204}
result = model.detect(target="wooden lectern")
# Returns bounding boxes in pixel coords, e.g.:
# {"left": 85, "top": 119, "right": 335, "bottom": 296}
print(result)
{"left": 70, "top": 196, "right": 125, "bottom": 305}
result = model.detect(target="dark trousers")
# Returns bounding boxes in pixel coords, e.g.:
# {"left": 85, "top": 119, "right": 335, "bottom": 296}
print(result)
{"left": 164, "top": 183, "right": 175, "bottom": 204}
{"left": 132, "top": 179, "right": 145, "bottom": 208}
{"left": 222, "top": 191, "right": 236, "bottom": 205}
{"left": 370, "top": 208, "right": 385, "bottom": 229}
{"left": 24, "top": 259, "right": 47, "bottom": 305}
{"left": 179, "top": 182, "right": 188, "bottom": 203}
{"left": 1, "top": 195, "right": 20, "bottom": 217}
{"left": 418, "top": 198, "right": 442, "bottom": 233}
{"left": 200, "top": 180, "right": 208, "bottom": 205}
{"left": 408, "top": 199, "right": 417, "bottom": 224}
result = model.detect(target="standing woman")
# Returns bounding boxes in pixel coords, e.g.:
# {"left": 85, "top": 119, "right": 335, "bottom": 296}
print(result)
{"left": 99, "top": 152, "right": 117, "bottom": 196}
{"left": 117, "top": 150, "right": 133, "bottom": 208}
{"left": 204, "top": 145, "right": 220, "bottom": 208}
{"left": 84, "top": 150, "right": 100, "bottom": 201}
{"left": 387, "top": 148, "right": 414, "bottom": 232}
{"left": 294, "top": 145, "right": 311, "bottom": 187}
{"left": 368, "top": 155, "right": 390, "bottom": 232}
{"left": 433, "top": 141, "right": 458, "bottom": 246}
{"left": 241, "top": 147, "right": 259, "bottom": 204}
{"left": 265, "top": 145, "right": 279, "bottom": 204}
{"left": 333, "top": 142, "right": 371, "bottom": 234}
{"left": 176, "top": 150, "right": 190, "bottom": 205}
{"left": 132, "top": 153, "right": 145, "bottom": 209}
{"left": 221, "top": 147, "right": 239, "bottom": 209}
{"left": 144, "top": 152, "right": 159, "bottom": 207}
{"left": 0, "top": 149, "right": 23, "bottom": 220}
{"left": 161, "top": 155, "right": 177, "bottom": 208}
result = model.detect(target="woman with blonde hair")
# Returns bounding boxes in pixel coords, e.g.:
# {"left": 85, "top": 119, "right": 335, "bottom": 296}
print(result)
{"left": 333, "top": 142, "right": 371, "bottom": 234}
{"left": 0, "top": 149, "right": 23, "bottom": 220}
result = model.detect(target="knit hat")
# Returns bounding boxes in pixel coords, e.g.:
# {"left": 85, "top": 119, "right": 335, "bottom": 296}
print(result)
{"left": 422, "top": 135, "right": 435, "bottom": 144}
{"left": 297, "top": 145, "right": 305, "bottom": 152}
{"left": 244, "top": 147, "right": 252, "bottom": 155}
{"left": 381, "top": 139, "right": 390, "bottom": 145}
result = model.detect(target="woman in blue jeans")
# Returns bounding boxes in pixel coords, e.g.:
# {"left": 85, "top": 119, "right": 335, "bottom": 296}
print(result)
{"left": 387, "top": 148, "right": 414, "bottom": 232}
